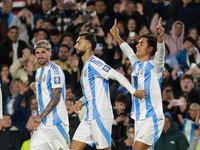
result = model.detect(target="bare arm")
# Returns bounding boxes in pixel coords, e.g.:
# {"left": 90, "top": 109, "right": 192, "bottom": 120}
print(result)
{"left": 29, "top": 88, "right": 61, "bottom": 131}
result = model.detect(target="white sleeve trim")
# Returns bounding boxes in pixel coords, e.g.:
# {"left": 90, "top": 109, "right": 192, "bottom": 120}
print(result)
{"left": 79, "top": 96, "right": 86, "bottom": 105}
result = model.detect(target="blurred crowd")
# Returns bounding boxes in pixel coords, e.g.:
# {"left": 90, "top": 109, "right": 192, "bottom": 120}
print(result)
{"left": 0, "top": 0, "right": 200, "bottom": 149}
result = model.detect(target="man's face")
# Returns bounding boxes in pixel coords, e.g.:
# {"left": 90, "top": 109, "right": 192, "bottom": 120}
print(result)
{"left": 66, "top": 88, "right": 74, "bottom": 100}
{"left": 162, "top": 67, "right": 170, "bottom": 80}
{"left": 113, "top": 3, "right": 120, "bottom": 13}
{"left": 74, "top": 36, "right": 87, "bottom": 57}
{"left": 2, "top": 1, "right": 12, "bottom": 14}
{"left": 41, "top": 22, "right": 52, "bottom": 31}
{"left": 180, "top": 78, "right": 194, "bottom": 94}
{"left": 127, "top": 19, "right": 136, "bottom": 31}
{"left": 163, "top": 117, "right": 171, "bottom": 133}
{"left": 65, "top": 100, "right": 74, "bottom": 115}
{"left": 42, "top": 0, "right": 52, "bottom": 13}
{"left": 36, "top": 31, "right": 48, "bottom": 42}
{"left": 115, "top": 101, "right": 127, "bottom": 114}
{"left": 30, "top": 98, "right": 38, "bottom": 111}
{"left": 135, "top": 38, "right": 149, "bottom": 58}
{"left": 117, "top": 23, "right": 125, "bottom": 35}
{"left": 95, "top": 1, "right": 106, "bottom": 14}
{"left": 125, "top": 3, "right": 136, "bottom": 16}
{"left": 7, "top": 28, "right": 19, "bottom": 43}
{"left": 62, "top": 37, "right": 74, "bottom": 49}
{"left": 3, "top": 115, "right": 12, "bottom": 128}
{"left": 183, "top": 40, "right": 193, "bottom": 50}
{"left": 189, "top": 29, "right": 198, "bottom": 41}
{"left": 58, "top": 46, "right": 69, "bottom": 61}
{"left": 189, "top": 104, "right": 199, "bottom": 120}
{"left": 50, "top": 35, "right": 61, "bottom": 45}
{"left": 162, "top": 87, "right": 173, "bottom": 101}
{"left": 35, "top": 48, "right": 51, "bottom": 66}
{"left": 12, "top": 80, "right": 22, "bottom": 93}
{"left": 86, "top": 5, "right": 95, "bottom": 14}
{"left": 174, "top": 23, "right": 183, "bottom": 38}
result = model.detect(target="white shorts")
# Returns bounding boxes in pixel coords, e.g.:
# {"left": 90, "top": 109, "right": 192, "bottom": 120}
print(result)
{"left": 134, "top": 116, "right": 164, "bottom": 146}
{"left": 29, "top": 123, "right": 70, "bottom": 150}
{"left": 73, "top": 117, "right": 113, "bottom": 149}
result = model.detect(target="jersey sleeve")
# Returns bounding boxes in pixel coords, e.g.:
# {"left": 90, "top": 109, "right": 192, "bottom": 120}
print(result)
{"left": 153, "top": 42, "right": 165, "bottom": 73}
{"left": 120, "top": 42, "right": 139, "bottom": 66}
{"left": 50, "top": 66, "right": 65, "bottom": 89}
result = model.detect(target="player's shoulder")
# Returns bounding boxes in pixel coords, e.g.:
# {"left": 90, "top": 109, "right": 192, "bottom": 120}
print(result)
{"left": 88, "top": 55, "right": 105, "bottom": 67}
{"left": 47, "top": 61, "right": 62, "bottom": 75}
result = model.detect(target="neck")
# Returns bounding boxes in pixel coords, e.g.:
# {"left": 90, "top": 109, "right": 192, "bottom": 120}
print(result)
{"left": 140, "top": 55, "right": 152, "bottom": 63}
{"left": 41, "top": 60, "right": 50, "bottom": 68}
{"left": 81, "top": 50, "right": 93, "bottom": 63}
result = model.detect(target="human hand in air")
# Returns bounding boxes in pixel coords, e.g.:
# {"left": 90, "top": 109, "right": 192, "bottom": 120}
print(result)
{"left": 133, "top": 90, "right": 148, "bottom": 99}
{"left": 74, "top": 100, "right": 83, "bottom": 114}
{"left": 110, "top": 19, "right": 120, "bottom": 38}
{"left": 156, "top": 17, "right": 165, "bottom": 43}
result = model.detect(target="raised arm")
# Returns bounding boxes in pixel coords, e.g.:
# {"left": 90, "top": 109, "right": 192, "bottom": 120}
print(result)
{"left": 110, "top": 19, "right": 139, "bottom": 65}
{"left": 154, "top": 17, "right": 165, "bottom": 73}
{"left": 29, "top": 88, "right": 61, "bottom": 131}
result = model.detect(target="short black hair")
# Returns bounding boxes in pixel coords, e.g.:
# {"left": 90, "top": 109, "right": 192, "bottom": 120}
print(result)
{"left": 61, "top": 32, "right": 74, "bottom": 42}
{"left": 115, "top": 93, "right": 129, "bottom": 105}
{"left": 140, "top": 31, "right": 157, "bottom": 56}
{"left": 180, "top": 74, "right": 194, "bottom": 82}
{"left": 8, "top": 26, "right": 19, "bottom": 32}
{"left": 59, "top": 44, "right": 70, "bottom": 51}
{"left": 183, "top": 36, "right": 196, "bottom": 46}
{"left": 35, "top": 28, "right": 49, "bottom": 38}
{"left": 29, "top": 95, "right": 36, "bottom": 103}
{"left": 49, "top": 28, "right": 60, "bottom": 36}
{"left": 87, "top": 0, "right": 95, "bottom": 7}
{"left": 66, "top": 84, "right": 75, "bottom": 94}
{"left": 79, "top": 32, "right": 97, "bottom": 51}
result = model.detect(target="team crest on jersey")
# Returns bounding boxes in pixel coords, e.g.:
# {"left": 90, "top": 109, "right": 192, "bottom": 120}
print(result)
{"left": 84, "top": 69, "right": 87, "bottom": 76}
{"left": 39, "top": 75, "right": 42, "bottom": 82}
{"left": 36, "top": 78, "right": 38, "bottom": 82}
{"left": 102, "top": 65, "right": 111, "bottom": 72}
{"left": 140, "top": 68, "right": 144, "bottom": 75}
{"left": 54, "top": 77, "right": 60, "bottom": 84}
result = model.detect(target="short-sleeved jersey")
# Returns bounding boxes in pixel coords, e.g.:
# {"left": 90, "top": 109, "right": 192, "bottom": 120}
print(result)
{"left": 35, "top": 61, "right": 68, "bottom": 126}
{"left": 81, "top": 55, "right": 114, "bottom": 121}
{"left": 120, "top": 42, "right": 165, "bottom": 121}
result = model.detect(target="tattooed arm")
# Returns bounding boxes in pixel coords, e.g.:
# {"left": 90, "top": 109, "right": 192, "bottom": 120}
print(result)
{"left": 28, "top": 88, "right": 61, "bottom": 131}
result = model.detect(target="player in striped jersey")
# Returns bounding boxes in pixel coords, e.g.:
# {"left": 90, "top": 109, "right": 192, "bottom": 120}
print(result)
{"left": 111, "top": 18, "right": 165, "bottom": 150}
{"left": 29, "top": 40, "right": 70, "bottom": 150}
{"left": 70, "top": 33, "right": 147, "bottom": 150}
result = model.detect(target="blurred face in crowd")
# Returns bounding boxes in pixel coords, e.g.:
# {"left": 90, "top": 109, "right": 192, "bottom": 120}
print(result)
{"left": 12, "top": 80, "right": 22, "bottom": 93}
{"left": 58, "top": 46, "right": 70, "bottom": 61}
{"left": 7, "top": 28, "right": 19, "bottom": 43}
{"left": 2, "top": 1, "right": 12, "bottom": 14}
{"left": 42, "top": 0, "right": 52, "bottom": 14}
{"left": 178, "top": 96, "right": 188, "bottom": 111}
{"left": 189, "top": 28, "right": 198, "bottom": 41}
{"left": 3, "top": 115, "right": 12, "bottom": 128}
{"left": 41, "top": 21, "right": 52, "bottom": 31}
{"left": 1, "top": 65, "right": 10, "bottom": 78}
{"left": 162, "top": 87, "right": 173, "bottom": 101}
{"left": 30, "top": 98, "right": 38, "bottom": 111}
{"left": 113, "top": 3, "right": 120, "bottom": 13}
{"left": 86, "top": 5, "right": 95, "bottom": 15}
{"left": 127, "top": 18, "right": 137, "bottom": 31}
{"left": 125, "top": 3, "right": 136, "bottom": 16}
{"left": 95, "top": 1, "right": 106, "bottom": 15}
{"left": 163, "top": 117, "right": 171, "bottom": 133}
{"left": 183, "top": 40, "right": 194, "bottom": 50}
{"left": 117, "top": 22, "right": 125, "bottom": 36}
{"left": 50, "top": 34, "right": 61, "bottom": 45}
{"left": 66, "top": 88, "right": 74, "bottom": 100}
{"left": 62, "top": 36, "right": 74, "bottom": 49}
{"left": 65, "top": 100, "right": 74, "bottom": 115}
{"left": 115, "top": 101, "right": 127, "bottom": 114}
{"left": 189, "top": 104, "right": 199, "bottom": 120}
{"left": 174, "top": 23, "right": 183, "bottom": 38}
{"left": 180, "top": 78, "right": 194, "bottom": 94}
{"left": 126, "top": 127, "right": 134, "bottom": 138}
{"left": 35, "top": 31, "right": 48, "bottom": 42}
{"left": 162, "top": 67, "right": 170, "bottom": 80}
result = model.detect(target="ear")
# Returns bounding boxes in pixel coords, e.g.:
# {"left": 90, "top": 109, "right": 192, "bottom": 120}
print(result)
{"left": 148, "top": 47, "right": 154, "bottom": 53}
{"left": 86, "top": 42, "right": 92, "bottom": 50}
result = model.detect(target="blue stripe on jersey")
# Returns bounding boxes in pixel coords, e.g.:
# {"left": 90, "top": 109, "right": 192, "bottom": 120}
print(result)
{"left": 85, "top": 101, "right": 89, "bottom": 121}
{"left": 96, "top": 118, "right": 111, "bottom": 147}
{"left": 50, "top": 62, "right": 59, "bottom": 75}
{"left": 183, "top": 119, "right": 187, "bottom": 133}
{"left": 56, "top": 123, "right": 70, "bottom": 146}
{"left": 190, "top": 122, "right": 197, "bottom": 143}
{"left": 6, "top": 96, "right": 12, "bottom": 114}
{"left": 102, "top": 79, "right": 109, "bottom": 99}
{"left": 53, "top": 107, "right": 62, "bottom": 125}
{"left": 144, "top": 62, "right": 156, "bottom": 119}
{"left": 47, "top": 70, "right": 53, "bottom": 99}
{"left": 38, "top": 68, "right": 46, "bottom": 125}
{"left": 153, "top": 116, "right": 159, "bottom": 143}
{"left": 88, "top": 143, "right": 95, "bottom": 147}
{"left": 135, "top": 63, "right": 144, "bottom": 120}
{"left": 61, "top": 81, "right": 65, "bottom": 102}
{"left": 88, "top": 64, "right": 101, "bottom": 119}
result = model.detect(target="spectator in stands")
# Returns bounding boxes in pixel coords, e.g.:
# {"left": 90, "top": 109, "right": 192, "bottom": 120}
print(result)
{"left": 66, "top": 85, "right": 76, "bottom": 101}
{"left": 34, "top": 0, "right": 52, "bottom": 26}
{"left": 154, "top": 112, "right": 189, "bottom": 150}
{"left": 0, "top": 26, "right": 28, "bottom": 66}
{"left": 0, "top": 113, "right": 22, "bottom": 150}
{"left": 0, "top": 0, "right": 15, "bottom": 42}
{"left": 26, "top": 0, "right": 41, "bottom": 15}
{"left": 187, "top": 126, "right": 200, "bottom": 150}
{"left": 61, "top": 32, "right": 75, "bottom": 54}
{"left": 0, "top": 64, "right": 12, "bottom": 88}
{"left": 65, "top": 99, "right": 80, "bottom": 140}
{"left": 188, "top": 27, "right": 199, "bottom": 43}
{"left": 112, "top": 93, "right": 130, "bottom": 143}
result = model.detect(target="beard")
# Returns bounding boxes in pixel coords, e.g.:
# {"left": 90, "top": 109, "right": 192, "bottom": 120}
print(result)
{"left": 20, "top": 16, "right": 27, "bottom": 24}
{"left": 76, "top": 50, "right": 86, "bottom": 57}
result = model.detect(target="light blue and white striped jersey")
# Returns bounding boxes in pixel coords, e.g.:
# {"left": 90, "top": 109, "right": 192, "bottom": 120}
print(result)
{"left": 80, "top": 55, "right": 136, "bottom": 121}
{"left": 120, "top": 42, "right": 165, "bottom": 121}
{"left": 183, "top": 118, "right": 198, "bottom": 143}
{"left": 35, "top": 61, "right": 69, "bottom": 126}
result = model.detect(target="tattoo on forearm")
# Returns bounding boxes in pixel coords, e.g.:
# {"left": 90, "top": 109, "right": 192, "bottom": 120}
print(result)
{"left": 39, "top": 88, "right": 61, "bottom": 119}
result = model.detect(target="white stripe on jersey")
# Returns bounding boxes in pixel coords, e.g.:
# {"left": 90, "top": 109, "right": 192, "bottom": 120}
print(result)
{"left": 183, "top": 119, "right": 197, "bottom": 143}
{"left": 35, "top": 61, "right": 68, "bottom": 126}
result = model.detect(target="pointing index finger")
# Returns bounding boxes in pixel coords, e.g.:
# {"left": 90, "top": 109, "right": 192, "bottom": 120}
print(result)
{"left": 158, "top": 17, "right": 162, "bottom": 26}
{"left": 114, "top": 19, "right": 117, "bottom": 27}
